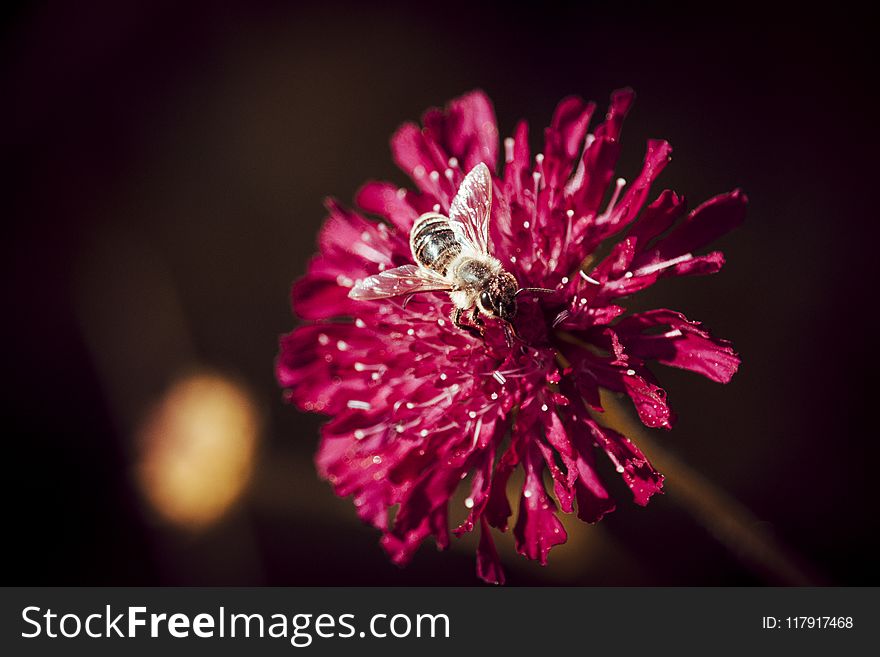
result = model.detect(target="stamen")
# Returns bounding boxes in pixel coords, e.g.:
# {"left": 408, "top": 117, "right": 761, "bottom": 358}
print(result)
{"left": 447, "top": 156, "right": 459, "bottom": 169}
{"left": 633, "top": 253, "right": 694, "bottom": 277}
{"left": 347, "top": 400, "right": 372, "bottom": 410}
{"left": 492, "top": 371, "right": 507, "bottom": 385}
{"left": 597, "top": 177, "right": 626, "bottom": 224}
{"left": 504, "top": 137, "right": 515, "bottom": 164}
{"left": 471, "top": 416, "right": 483, "bottom": 449}
{"left": 579, "top": 270, "right": 601, "bottom": 285}
{"left": 532, "top": 170, "right": 542, "bottom": 224}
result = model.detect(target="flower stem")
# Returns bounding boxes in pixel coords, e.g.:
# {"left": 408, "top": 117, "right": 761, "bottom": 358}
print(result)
{"left": 597, "top": 390, "right": 827, "bottom": 585}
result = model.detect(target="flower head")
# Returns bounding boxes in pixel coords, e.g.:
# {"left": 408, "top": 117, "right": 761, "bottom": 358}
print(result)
{"left": 277, "top": 89, "right": 745, "bottom": 583}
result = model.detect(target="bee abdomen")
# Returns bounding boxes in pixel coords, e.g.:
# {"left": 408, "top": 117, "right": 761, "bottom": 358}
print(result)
{"left": 410, "top": 213, "right": 461, "bottom": 275}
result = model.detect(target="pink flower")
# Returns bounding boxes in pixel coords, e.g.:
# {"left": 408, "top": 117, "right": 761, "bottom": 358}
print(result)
{"left": 277, "top": 89, "right": 745, "bottom": 584}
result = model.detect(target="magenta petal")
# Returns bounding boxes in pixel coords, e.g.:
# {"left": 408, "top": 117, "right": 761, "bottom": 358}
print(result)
{"left": 513, "top": 441, "right": 567, "bottom": 564}
{"left": 627, "top": 189, "right": 686, "bottom": 246}
{"left": 587, "top": 418, "right": 664, "bottom": 506}
{"left": 356, "top": 181, "right": 421, "bottom": 234}
{"left": 391, "top": 122, "right": 450, "bottom": 194}
{"left": 484, "top": 430, "right": 520, "bottom": 532}
{"left": 596, "top": 87, "right": 635, "bottom": 141}
{"left": 476, "top": 517, "right": 506, "bottom": 585}
{"left": 426, "top": 91, "right": 499, "bottom": 171}
{"left": 654, "top": 189, "right": 747, "bottom": 260}
{"left": 387, "top": 465, "right": 462, "bottom": 565}
{"left": 543, "top": 96, "right": 596, "bottom": 189}
{"left": 290, "top": 260, "right": 355, "bottom": 320}
{"left": 622, "top": 370, "right": 675, "bottom": 429}
{"left": 569, "top": 423, "right": 616, "bottom": 523}
{"left": 595, "top": 139, "right": 672, "bottom": 243}
{"left": 615, "top": 309, "right": 740, "bottom": 383}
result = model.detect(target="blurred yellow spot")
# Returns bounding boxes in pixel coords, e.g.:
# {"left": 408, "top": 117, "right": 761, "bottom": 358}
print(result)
{"left": 135, "top": 373, "right": 259, "bottom": 530}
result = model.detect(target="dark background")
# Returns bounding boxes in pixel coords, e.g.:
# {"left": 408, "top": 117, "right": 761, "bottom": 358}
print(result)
{"left": 2, "top": 1, "right": 876, "bottom": 585}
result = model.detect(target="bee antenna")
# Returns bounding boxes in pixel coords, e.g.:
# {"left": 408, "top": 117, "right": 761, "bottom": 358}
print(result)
{"left": 515, "top": 287, "right": 556, "bottom": 297}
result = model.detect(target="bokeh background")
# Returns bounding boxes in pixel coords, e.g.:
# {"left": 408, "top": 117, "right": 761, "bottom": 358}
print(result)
{"left": 3, "top": 1, "right": 876, "bottom": 585}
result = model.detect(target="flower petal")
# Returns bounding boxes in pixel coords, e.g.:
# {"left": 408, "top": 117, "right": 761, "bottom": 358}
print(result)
{"left": 513, "top": 441, "right": 567, "bottom": 564}
{"left": 651, "top": 189, "right": 747, "bottom": 261}
{"left": 614, "top": 309, "right": 740, "bottom": 383}
{"left": 543, "top": 96, "right": 596, "bottom": 189}
{"left": 476, "top": 517, "right": 506, "bottom": 585}
{"left": 586, "top": 417, "right": 664, "bottom": 506}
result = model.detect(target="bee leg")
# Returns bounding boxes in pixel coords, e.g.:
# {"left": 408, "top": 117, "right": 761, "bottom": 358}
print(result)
{"left": 470, "top": 307, "right": 485, "bottom": 329}
{"left": 452, "top": 307, "right": 483, "bottom": 338}
{"left": 502, "top": 322, "right": 514, "bottom": 347}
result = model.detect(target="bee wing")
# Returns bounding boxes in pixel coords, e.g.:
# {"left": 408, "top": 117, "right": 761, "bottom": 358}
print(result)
{"left": 348, "top": 265, "right": 452, "bottom": 300}
{"left": 448, "top": 162, "right": 492, "bottom": 255}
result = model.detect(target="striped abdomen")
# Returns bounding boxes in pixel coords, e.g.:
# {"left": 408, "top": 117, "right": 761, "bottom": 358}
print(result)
{"left": 410, "top": 213, "right": 461, "bottom": 275}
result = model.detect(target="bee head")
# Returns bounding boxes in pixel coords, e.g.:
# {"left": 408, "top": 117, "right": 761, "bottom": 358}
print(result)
{"left": 478, "top": 272, "right": 519, "bottom": 322}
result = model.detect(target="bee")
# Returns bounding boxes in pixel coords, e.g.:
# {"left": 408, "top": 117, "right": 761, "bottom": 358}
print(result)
{"left": 349, "top": 163, "right": 549, "bottom": 336}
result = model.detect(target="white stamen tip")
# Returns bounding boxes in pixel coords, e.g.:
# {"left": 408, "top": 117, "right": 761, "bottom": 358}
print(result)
{"left": 429, "top": 170, "right": 440, "bottom": 182}
{"left": 504, "top": 137, "right": 515, "bottom": 163}
{"left": 448, "top": 157, "right": 458, "bottom": 168}
{"left": 432, "top": 203, "right": 441, "bottom": 212}
{"left": 626, "top": 369, "right": 636, "bottom": 376}
{"left": 347, "top": 400, "right": 372, "bottom": 410}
